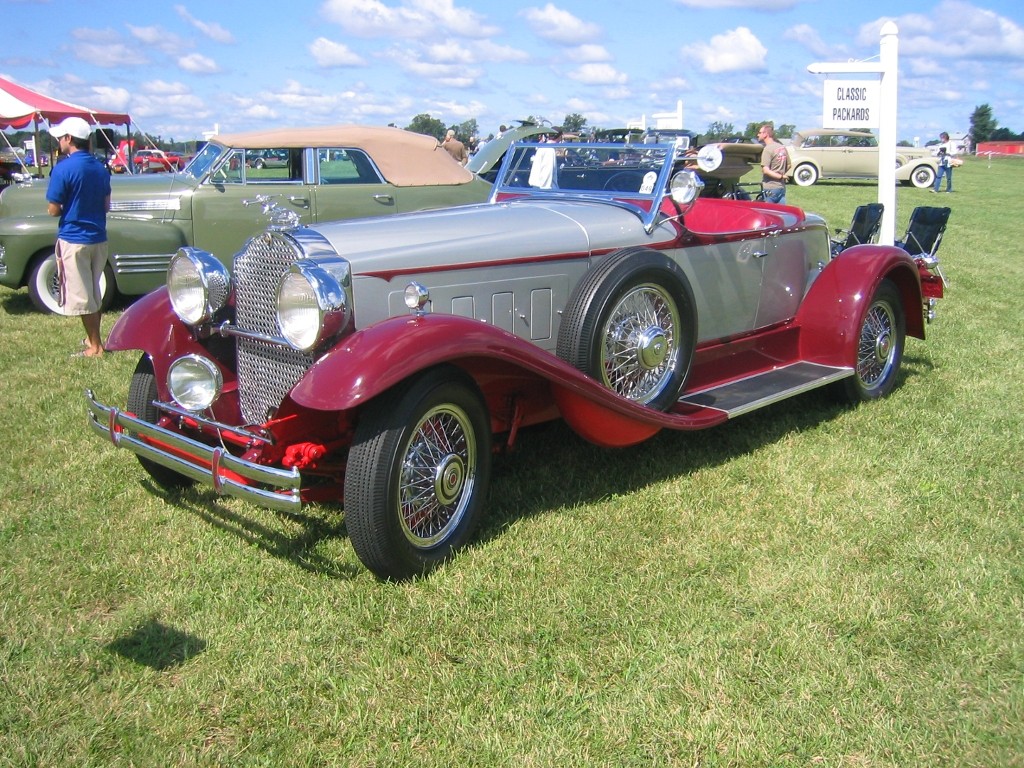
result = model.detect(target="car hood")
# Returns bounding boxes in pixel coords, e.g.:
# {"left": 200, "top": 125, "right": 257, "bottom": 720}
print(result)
{"left": 314, "top": 198, "right": 668, "bottom": 275}
{"left": 0, "top": 172, "right": 198, "bottom": 219}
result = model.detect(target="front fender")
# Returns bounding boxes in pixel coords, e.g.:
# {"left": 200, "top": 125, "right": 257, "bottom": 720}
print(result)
{"left": 289, "top": 314, "right": 722, "bottom": 447}
{"left": 0, "top": 215, "right": 57, "bottom": 287}
{"left": 105, "top": 287, "right": 206, "bottom": 376}
{"left": 797, "top": 244, "right": 923, "bottom": 366}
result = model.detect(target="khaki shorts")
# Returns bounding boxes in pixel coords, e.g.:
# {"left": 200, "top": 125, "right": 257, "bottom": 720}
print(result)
{"left": 55, "top": 239, "right": 108, "bottom": 316}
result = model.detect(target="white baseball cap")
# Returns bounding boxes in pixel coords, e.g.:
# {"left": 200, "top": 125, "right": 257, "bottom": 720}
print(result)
{"left": 48, "top": 116, "right": 93, "bottom": 140}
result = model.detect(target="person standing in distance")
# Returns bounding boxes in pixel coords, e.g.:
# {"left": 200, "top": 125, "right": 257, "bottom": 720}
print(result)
{"left": 757, "top": 123, "right": 789, "bottom": 204}
{"left": 46, "top": 116, "right": 111, "bottom": 357}
{"left": 932, "top": 131, "right": 959, "bottom": 193}
{"left": 442, "top": 129, "right": 469, "bottom": 166}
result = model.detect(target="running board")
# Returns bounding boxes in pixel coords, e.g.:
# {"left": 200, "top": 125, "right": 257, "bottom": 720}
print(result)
{"left": 678, "top": 362, "right": 853, "bottom": 418}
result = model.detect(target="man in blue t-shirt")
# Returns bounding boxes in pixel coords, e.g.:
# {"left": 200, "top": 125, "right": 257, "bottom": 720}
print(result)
{"left": 46, "top": 116, "right": 111, "bottom": 357}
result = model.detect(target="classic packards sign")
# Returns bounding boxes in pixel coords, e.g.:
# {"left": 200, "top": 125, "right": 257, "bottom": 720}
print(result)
{"left": 822, "top": 79, "right": 880, "bottom": 129}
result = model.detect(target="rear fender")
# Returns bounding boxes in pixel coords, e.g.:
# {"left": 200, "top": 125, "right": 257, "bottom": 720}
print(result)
{"left": 797, "top": 244, "right": 923, "bottom": 366}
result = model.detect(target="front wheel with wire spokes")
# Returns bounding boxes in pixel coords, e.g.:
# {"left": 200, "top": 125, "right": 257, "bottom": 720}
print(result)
{"left": 344, "top": 366, "right": 491, "bottom": 580}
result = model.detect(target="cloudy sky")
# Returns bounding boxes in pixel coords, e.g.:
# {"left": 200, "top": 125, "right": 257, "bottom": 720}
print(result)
{"left": 3, "top": 0, "right": 1022, "bottom": 145}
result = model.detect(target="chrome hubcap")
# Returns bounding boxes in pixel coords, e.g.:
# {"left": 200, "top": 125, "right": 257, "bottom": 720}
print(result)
{"left": 602, "top": 284, "right": 679, "bottom": 404}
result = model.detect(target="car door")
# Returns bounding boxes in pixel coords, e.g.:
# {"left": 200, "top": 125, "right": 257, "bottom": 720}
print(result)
{"left": 840, "top": 134, "right": 877, "bottom": 178}
{"left": 678, "top": 237, "right": 765, "bottom": 343}
{"left": 754, "top": 228, "right": 819, "bottom": 328}
{"left": 309, "top": 147, "right": 403, "bottom": 222}
{"left": 191, "top": 148, "right": 314, "bottom": 263}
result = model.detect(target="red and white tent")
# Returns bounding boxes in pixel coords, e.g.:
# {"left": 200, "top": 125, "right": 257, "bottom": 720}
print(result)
{"left": 0, "top": 75, "right": 130, "bottom": 129}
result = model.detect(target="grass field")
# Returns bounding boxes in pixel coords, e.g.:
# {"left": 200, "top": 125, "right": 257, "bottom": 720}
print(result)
{"left": 1, "top": 158, "right": 1021, "bottom": 767}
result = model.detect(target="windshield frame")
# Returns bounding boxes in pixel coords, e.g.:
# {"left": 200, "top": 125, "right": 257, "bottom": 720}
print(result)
{"left": 491, "top": 140, "right": 678, "bottom": 230}
{"left": 181, "top": 142, "right": 226, "bottom": 180}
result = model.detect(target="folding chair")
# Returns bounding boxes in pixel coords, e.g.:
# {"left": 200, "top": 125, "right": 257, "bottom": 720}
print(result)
{"left": 830, "top": 203, "right": 884, "bottom": 257}
{"left": 899, "top": 205, "right": 951, "bottom": 292}
{"left": 899, "top": 206, "right": 951, "bottom": 259}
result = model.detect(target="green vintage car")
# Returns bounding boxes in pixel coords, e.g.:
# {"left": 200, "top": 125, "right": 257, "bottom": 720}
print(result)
{"left": 0, "top": 125, "right": 493, "bottom": 313}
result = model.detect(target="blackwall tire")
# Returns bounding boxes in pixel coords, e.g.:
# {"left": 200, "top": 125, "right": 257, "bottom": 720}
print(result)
{"left": 344, "top": 366, "right": 491, "bottom": 581}
{"left": 556, "top": 247, "right": 696, "bottom": 411}
{"left": 840, "top": 279, "right": 906, "bottom": 403}
{"left": 126, "top": 355, "right": 196, "bottom": 490}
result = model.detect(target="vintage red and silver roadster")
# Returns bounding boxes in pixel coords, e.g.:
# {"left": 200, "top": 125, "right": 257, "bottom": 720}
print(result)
{"left": 85, "top": 140, "right": 945, "bottom": 580}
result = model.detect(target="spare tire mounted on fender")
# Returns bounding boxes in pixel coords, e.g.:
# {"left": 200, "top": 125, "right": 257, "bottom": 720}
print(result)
{"left": 557, "top": 247, "right": 697, "bottom": 411}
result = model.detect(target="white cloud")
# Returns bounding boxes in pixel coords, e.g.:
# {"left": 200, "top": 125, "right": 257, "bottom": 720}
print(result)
{"left": 88, "top": 85, "right": 132, "bottom": 112}
{"left": 71, "top": 28, "right": 147, "bottom": 68}
{"left": 784, "top": 23, "right": 836, "bottom": 59}
{"left": 174, "top": 5, "right": 235, "bottom": 44}
{"left": 141, "top": 80, "right": 191, "bottom": 96}
{"left": 321, "top": 0, "right": 498, "bottom": 40}
{"left": 673, "top": 0, "right": 798, "bottom": 8}
{"left": 522, "top": 4, "right": 601, "bottom": 46}
{"left": 860, "top": 1, "right": 1024, "bottom": 60}
{"left": 470, "top": 40, "right": 530, "bottom": 64}
{"left": 568, "top": 44, "right": 612, "bottom": 63}
{"left": 127, "top": 25, "right": 186, "bottom": 55}
{"left": 178, "top": 53, "right": 219, "bottom": 74}
{"left": 309, "top": 37, "right": 367, "bottom": 67}
{"left": 682, "top": 27, "right": 768, "bottom": 74}
{"left": 568, "top": 63, "right": 627, "bottom": 86}
{"left": 425, "top": 40, "right": 476, "bottom": 66}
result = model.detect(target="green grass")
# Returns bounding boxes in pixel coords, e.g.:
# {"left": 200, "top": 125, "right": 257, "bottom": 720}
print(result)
{"left": 2, "top": 158, "right": 1022, "bottom": 767}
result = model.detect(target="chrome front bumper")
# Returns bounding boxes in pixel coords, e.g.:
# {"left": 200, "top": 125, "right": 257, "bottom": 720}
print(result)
{"left": 85, "top": 389, "right": 302, "bottom": 513}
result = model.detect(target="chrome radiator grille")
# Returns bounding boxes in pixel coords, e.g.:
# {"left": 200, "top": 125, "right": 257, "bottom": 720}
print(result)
{"left": 233, "top": 233, "right": 315, "bottom": 424}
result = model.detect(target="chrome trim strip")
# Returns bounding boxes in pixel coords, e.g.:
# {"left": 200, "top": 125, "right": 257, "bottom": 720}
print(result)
{"left": 110, "top": 199, "right": 182, "bottom": 212}
{"left": 85, "top": 389, "right": 301, "bottom": 513}
{"left": 111, "top": 253, "right": 175, "bottom": 273}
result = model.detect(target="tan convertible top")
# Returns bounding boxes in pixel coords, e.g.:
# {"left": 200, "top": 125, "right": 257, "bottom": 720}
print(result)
{"left": 212, "top": 124, "right": 475, "bottom": 187}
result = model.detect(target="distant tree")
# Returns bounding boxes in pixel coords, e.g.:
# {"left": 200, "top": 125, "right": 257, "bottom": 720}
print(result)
{"left": 562, "top": 113, "right": 587, "bottom": 134}
{"left": 406, "top": 114, "right": 446, "bottom": 141}
{"left": 990, "top": 127, "right": 1018, "bottom": 141}
{"left": 704, "top": 121, "right": 735, "bottom": 141}
{"left": 452, "top": 119, "right": 478, "bottom": 142}
{"left": 743, "top": 121, "right": 794, "bottom": 140}
{"left": 969, "top": 104, "right": 997, "bottom": 144}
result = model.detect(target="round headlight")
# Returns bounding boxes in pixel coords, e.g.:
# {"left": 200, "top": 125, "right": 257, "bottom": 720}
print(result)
{"left": 167, "top": 355, "right": 223, "bottom": 412}
{"left": 167, "top": 248, "right": 231, "bottom": 325}
{"left": 276, "top": 260, "right": 350, "bottom": 352}
{"left": 670, "top": 169, "right": 705, "bottom": 206}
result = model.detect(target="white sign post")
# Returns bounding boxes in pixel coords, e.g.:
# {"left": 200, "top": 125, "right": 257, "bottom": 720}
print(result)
{"left": 808, "top": 21, "right": 899, "bottom": 246}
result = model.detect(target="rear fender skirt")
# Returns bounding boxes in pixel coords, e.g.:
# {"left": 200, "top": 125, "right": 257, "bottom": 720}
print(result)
{"left": 797, "top": 245, "right": 923, "bottom": 367}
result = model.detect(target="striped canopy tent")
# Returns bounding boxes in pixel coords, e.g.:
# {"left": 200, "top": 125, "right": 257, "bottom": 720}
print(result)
{"left": 0, "top": 75, "right": 130, "bottom": 129}
{"left": 1, "top": 75, "right": 130, "bottom": 168}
